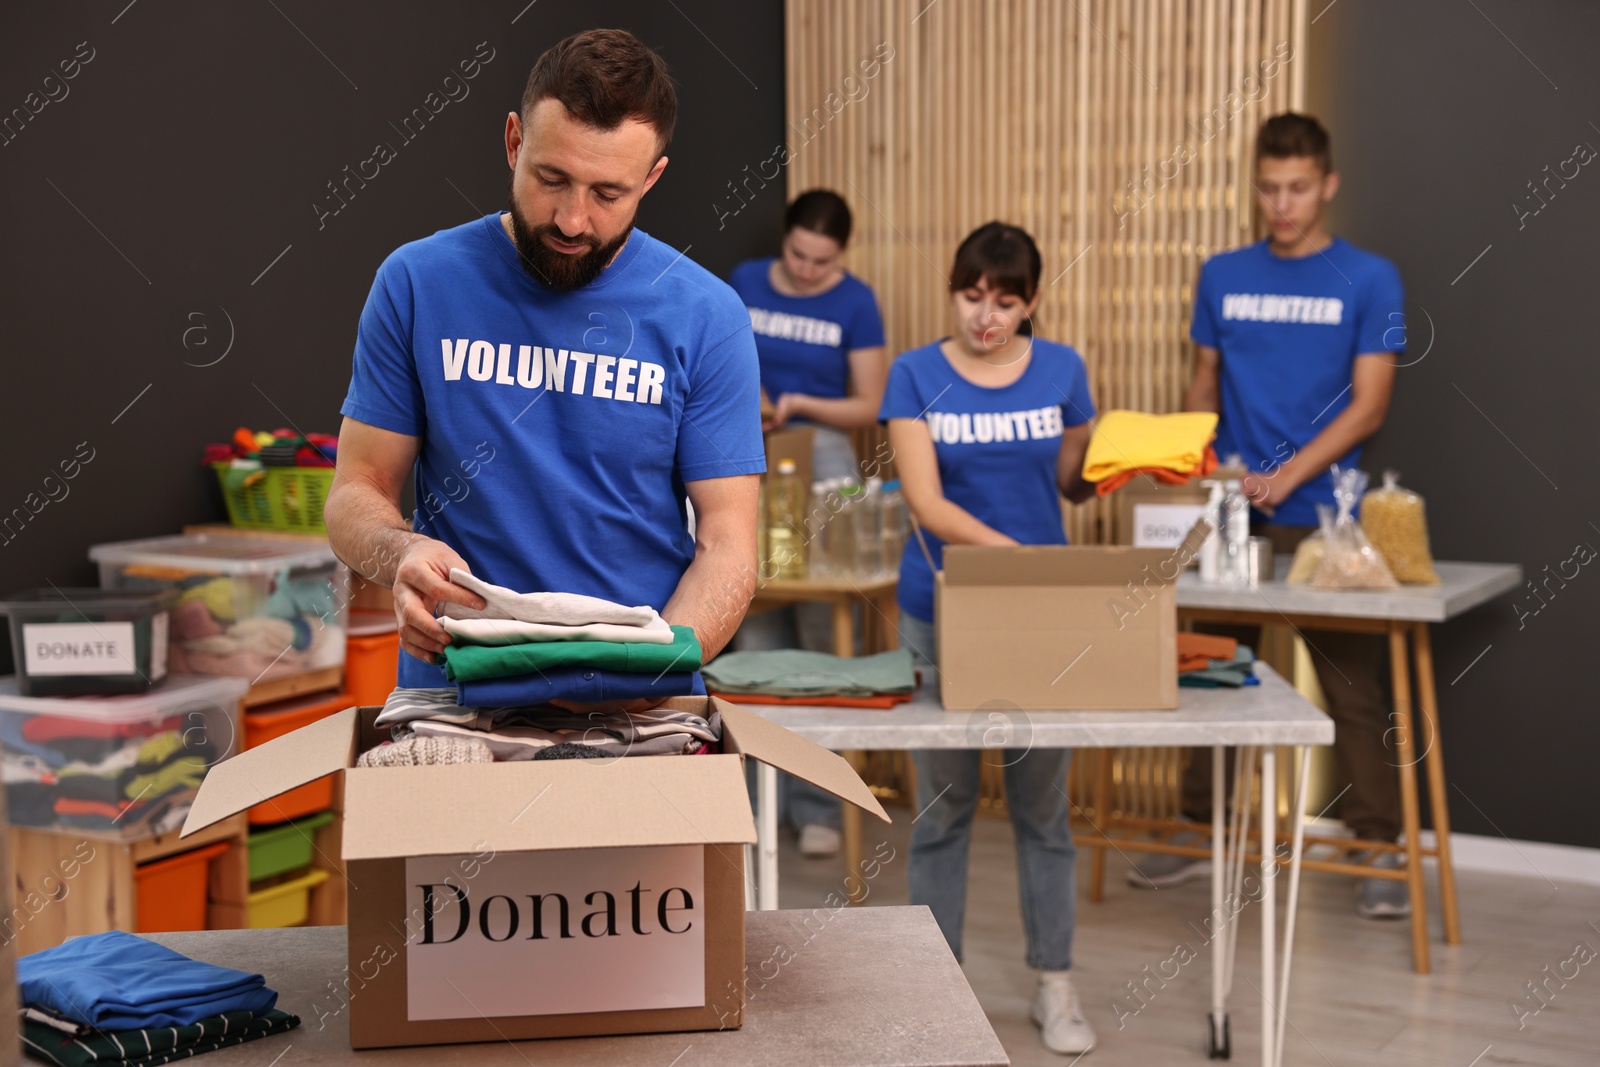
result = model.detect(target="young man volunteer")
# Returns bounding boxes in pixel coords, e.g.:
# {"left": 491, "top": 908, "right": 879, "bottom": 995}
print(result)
{"left": 325, "top": 30, "right": 764, "bottom": 700}
{"left": 1128, "top": 113, "right": 1411, "bottom": 918}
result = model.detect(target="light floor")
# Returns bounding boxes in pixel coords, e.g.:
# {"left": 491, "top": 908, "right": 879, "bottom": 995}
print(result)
{"left": 775, "top": 809, "right": 1599, "bottom": 1066}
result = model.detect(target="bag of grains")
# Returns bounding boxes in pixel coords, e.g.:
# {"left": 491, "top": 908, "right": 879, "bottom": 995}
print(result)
{"left": 1309, "top": 466, "right": 1399, "bottom": 590}
{"left": 1285, "top": 533, "right": 1324, "bottom": 585}
{"left": 1361, "top": 470, "right": 1440, "bottom": 584}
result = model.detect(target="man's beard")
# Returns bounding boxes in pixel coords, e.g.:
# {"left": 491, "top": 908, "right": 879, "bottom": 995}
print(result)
{"left": 506, "top": 189, "right": 633, "bottom": 291}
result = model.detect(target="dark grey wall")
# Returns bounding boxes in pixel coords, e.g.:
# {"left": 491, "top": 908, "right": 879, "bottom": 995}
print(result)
{"left": 1310, "top": 1, "right": 1599, "bottom": 847}
{"left": 0, "top": 2, "right": 786, "bottom": 666}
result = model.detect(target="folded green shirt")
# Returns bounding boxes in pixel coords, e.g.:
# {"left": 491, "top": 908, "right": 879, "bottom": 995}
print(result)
{"left": 440, "top": 625, "right": 702, "bottom": 682}
{"left": 701, "top": 648, "right": 916, "bottom": 697}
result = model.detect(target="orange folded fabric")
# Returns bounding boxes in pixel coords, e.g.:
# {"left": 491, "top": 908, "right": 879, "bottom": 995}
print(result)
{"left": 709, "top": 691, "right": 912, "bottom": 709}
{"left": 1095, "top": 445, "right": 1219, "bottom": 497}
{"left": 1177, "top": 632, "right": 1238, "bottom": 672}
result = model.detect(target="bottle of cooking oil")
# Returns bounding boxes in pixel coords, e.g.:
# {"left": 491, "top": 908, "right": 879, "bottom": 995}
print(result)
{"left": 767, "top": 458, "right": 807, "bottom": 580}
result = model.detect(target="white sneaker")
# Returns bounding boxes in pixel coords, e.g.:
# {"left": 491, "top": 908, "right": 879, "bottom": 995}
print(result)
{"left": 1032, "top": 973, "right": 1096, "bottom": 1055}
{"left": 1356, "top": 851, "right": 1411, "bottom": 919}
{"left": 798, "top": 823, "right": 842, "bottom": 857}
{"left": 1125, "top": 830, "right": 1212, "bottom": 889}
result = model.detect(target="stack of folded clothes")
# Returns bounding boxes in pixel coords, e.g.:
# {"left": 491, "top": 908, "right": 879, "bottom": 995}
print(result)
{"left": 18, "top": 930, "right": 298, "bottom": 1066}
{"left": 1, "top": 713, "right": 215, "bottom": 834}
{"left": 1177, "top": 633, "right": 1258, "bottom": 688}
{"left": 1082, "top": 410, "right": 1220, "bottom": 496}
{"left": 435, "top": 570, "right": 704, "bottom": 706}
{"left": 702, "top": 649, "right": 917, "bottom": 707}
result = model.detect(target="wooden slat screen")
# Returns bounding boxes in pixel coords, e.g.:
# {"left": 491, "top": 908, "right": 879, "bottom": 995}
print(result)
{"left": 786, "top": 0, "right": 1305, "bottom": 544}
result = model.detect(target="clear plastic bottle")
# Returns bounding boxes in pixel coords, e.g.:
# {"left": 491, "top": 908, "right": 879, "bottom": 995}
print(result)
{"left": 768, "top": 459, "right": 808, "bottom": 580}
{"left": 831, "top": 482, "right": 862, "bottom": 578}
{"left": 881, "top": 479, "right": 907, "bottom": 576}
{"left": 808, "top": 479, "right": 834, "bottom": 578}
{"left": 856, "top": 478, "right": 885, "bottom": 579}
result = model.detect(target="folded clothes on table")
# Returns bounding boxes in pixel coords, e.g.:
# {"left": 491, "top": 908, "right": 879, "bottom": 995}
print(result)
{"left": 17, "top": 930, "right": 278, "bottom": 1030}
{"left": 701, "top": 648, "right": 916, "bottom": 698}
{"left": 1178, "top": 645, "right": 1258, "bottom": 688}
{"left": 21, "top": 1008, "right": 300, "bottom": 1067}
{"left": 439, "top": 625, "right": 702, "bottom": 683}
{"left": 1081, "top": 410, "right": 1219, "bottom": 487}
{"left": 1178, "top": 632, "right": 1239, "bottom": 673}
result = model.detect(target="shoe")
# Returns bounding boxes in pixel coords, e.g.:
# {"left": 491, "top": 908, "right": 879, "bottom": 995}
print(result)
{"left": 1125, "top": 830, "right": 1212, "bottom": 888}
{"left": 1357, "top": 851, "right": 1411, "bottom": 919}
{"left": 1032, "top": 973, "right": 1096, "bottom": 1055}
{"left": 798, "top": 823, "right": 842, "bottom": 857}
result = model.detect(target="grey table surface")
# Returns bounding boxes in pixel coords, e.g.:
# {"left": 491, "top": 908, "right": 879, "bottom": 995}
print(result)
{"left": 143, "top": 907, "right": 1009, "bottom": 1067}
{"left": 746, "top": 662, "right": 1332, "bottom": 750}
{"left": 1174, "top": 559, "right": 1522, "bottom": 623}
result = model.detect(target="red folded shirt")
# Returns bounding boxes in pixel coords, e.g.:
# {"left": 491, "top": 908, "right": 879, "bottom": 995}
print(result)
{"left": 1096, "top": 445, "right": 1220, "bottom": 497}
{"left": 1178, "top": 632, "right": 1238, "bottom": 673}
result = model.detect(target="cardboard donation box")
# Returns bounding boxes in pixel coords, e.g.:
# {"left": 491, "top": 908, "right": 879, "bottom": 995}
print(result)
{"left": 1116, "top": 474, "right": 1210, "bottom": 550}
{"left": 936, "top": 526, "right": 1209, "bottom": 711}
{"left": 181, "top": 698, "right": 888, "bottom": 1049}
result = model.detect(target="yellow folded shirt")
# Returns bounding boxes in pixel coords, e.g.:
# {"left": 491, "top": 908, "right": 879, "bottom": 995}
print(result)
{"left": 1081, "top": 410, "right": 1220, "bottom": 482}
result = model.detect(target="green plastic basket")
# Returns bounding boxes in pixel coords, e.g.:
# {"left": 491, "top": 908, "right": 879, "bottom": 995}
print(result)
{"left": 212, "top": 462, "right": 335, "bottom": 533}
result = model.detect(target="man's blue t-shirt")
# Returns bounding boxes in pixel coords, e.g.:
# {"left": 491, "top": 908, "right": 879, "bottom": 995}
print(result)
{"left": 342, "top": 215, "right": 766, "bottom": 688}
{"left": 1190, "top": 237, "right": 1404, "bottom": 526}
{"left": 879, "top": 339, "right": 1096, "bottom": 622}
{"left": 728, "top": 258, "right": 885, "bottom": 401}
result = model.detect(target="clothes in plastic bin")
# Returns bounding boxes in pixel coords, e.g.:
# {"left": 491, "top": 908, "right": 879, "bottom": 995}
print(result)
{"left": 135, "top": 840, "right": 230, "bottom": 933}
{"left": 1, "top": 588, "right": 176, "bottom": 697}
{"left": 247, "top": 810, "right": 336, "bottom": 882}
{"left": 345, "top": 611, "right": 398, "bottom": 708}
{"left": 0, "top": 674, "right": 246, "bottom": 839}
{"left": 88, "top": 533, "right": 349, "bottom": 686}
{"left": 243, "top": 691, "right": 351, "bottom": 824}
{"left": 248, "top": 866, "right": 330, "bottom": 928}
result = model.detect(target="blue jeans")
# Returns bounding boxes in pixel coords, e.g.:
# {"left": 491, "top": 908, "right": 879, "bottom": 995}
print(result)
{"left": 898, "top": 611, "right": 1078, "bottom": 971}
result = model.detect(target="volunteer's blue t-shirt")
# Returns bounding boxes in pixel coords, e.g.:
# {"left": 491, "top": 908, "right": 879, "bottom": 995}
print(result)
{"left": 879, "top": 339, "right": 1096, "bottom": 622}
{"left": 728, "top": 257, "right": 886, "bottom": 401}
{"left": 1190, "top": 238, "right": 1404, "bottom": 526}
{"left": 342, "top": 215, "right": 766, "bottom": 688}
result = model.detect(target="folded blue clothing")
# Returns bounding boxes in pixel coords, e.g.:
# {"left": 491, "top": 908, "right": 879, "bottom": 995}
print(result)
{"left": 17, "top": 930, "right": 278, "bottom": 1029}
{"left": 458, "top": 666, "right": 705, "bottom": 707}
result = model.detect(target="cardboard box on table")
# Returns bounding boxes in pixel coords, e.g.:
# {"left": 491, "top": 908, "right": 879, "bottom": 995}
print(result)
{"left": 181, "top": 698, "right": 888, "bottom": 1049}
{"left": 935, "top": 524, "right": 1210, "bottom": 711}
{"left": 1114, "top": 474, "right": 1210, "bottom": 550}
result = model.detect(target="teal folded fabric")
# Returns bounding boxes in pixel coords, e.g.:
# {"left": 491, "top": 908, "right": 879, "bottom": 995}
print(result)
{"left": 1178, "top": 646, "right": 1257, "bottom": 688}
{"left": 21, "top": 1008, "right": 300, "bottom": 1066}
{"left": 702, "top": 648, "right": 916, "bottom": 697}
{"left": 440, "top": 625, "right": 702, "bottom": 682}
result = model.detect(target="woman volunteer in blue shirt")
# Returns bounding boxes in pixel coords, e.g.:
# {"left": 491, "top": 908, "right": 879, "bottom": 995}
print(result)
{"left": 880, "top": 222, "right": 1098, "bottom": 1056}
{"left": 728, "top": 190, "right": 888, "bottom": 855}
{"left": 728, "top": 189, "right": 887, "bottom": 480}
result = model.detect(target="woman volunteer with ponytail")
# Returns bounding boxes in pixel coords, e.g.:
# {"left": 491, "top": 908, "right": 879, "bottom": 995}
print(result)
{"left": 879, "top": 221, "right": 1099, "bottom": 1057}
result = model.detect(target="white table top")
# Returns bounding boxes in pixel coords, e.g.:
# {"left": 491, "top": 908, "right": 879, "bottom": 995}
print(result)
{"left": 1175, "top": 560, "right": 1522, "bottom": 623}
{"left": 741, "top": 663, "right": 1331, "bottom": 749}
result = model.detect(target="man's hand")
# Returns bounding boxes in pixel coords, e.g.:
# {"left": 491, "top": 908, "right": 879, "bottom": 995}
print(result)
{"left": 766, "top": 392, "right": 806, "bottom": 431}
{"left": 393, "top": 539, "right": 486, "bottom": 663}
{"left": 1241, "top": 470, "right": 1294, "bottom": 515}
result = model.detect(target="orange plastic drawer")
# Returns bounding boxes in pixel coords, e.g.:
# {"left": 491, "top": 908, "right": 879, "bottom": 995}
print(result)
{"left": 244, "top": 691, "right": 351, "bottom": 824}
{"left": 344, "top": 631, "right": 399, "bottom": 708}
{"left": 135, "top": 841, "right": 229, "bottom": 933}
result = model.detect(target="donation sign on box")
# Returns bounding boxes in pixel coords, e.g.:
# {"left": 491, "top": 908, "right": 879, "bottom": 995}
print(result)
{"left": 404, "top": 845, "right": 706, "bottom": 1020}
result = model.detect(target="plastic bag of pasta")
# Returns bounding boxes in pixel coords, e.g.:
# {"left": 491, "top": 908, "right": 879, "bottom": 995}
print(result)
{"left": 1309, "top": 467, "right": 1399, "bottom": 589}
{"left": 1361, "top": 470, "right": 1440, "bottom": 584}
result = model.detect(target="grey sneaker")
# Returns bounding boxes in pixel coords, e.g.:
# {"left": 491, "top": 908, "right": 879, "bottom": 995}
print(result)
{"left": 1032, "top": 973, "right": 1096, "bottom": 1055}
{"left": 1357, "top": 851, "right": 1411, "bottom": 919}
{"left": 1126, "top": 830, "right": 1212, "bottom": 889}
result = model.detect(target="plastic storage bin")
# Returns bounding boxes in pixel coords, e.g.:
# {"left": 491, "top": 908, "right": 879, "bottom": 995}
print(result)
{"left": 345, "top": 612, "right": 399, "bottom": 708}
{"left": 248, "top": 867, "right": 330, "bottom": 928}
{"left": 243, "top": 690, "right": 351, "bottom": 824}
{"left": 1, "top": 588, "right": 176, "bottom": 697}
{"left": 247, "top": 810, "right": 336, "bottom": 882}
{"left": 0, "top": 674, "right": 247, "bottom": 839}
{"left": 88, "top": 533, "right": 349, "bottom": 686}
{"left": 135, "top": 840, "right": 230, "bottom": 933}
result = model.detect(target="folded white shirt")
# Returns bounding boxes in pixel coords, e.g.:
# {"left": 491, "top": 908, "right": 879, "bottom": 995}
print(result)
{"left": 442, "top": 569, "right": 659, "bottom": 627}
{"left": 440, "top": 614, "right": 673, "bottom": 646}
